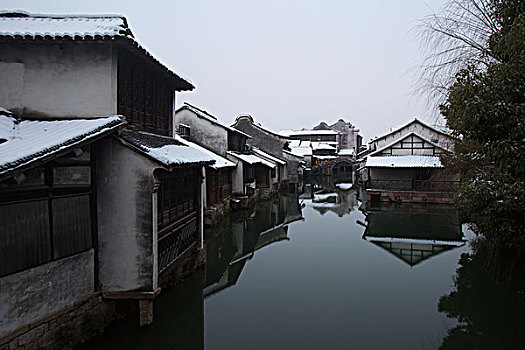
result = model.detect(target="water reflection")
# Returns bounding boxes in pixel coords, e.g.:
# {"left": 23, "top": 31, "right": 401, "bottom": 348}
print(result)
{"left": 204, "top": 195, "right": 302, "bottom": 297}
{"left": 438, "top": 241, "right": 525, "bottom": 349}
{"left": 361, "top": 203, "right": 466, "bottom": 266}
{"left": 86, "top": 194, "right": 302, "bottom": 350}
{"left": 87, "top": 187, "right": 502, "bottom": 349}
{"left": 300, "top": 179, "right": 358, "bottom": 217}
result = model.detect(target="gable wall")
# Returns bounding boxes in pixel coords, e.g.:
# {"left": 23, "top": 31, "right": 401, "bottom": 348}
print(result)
{"left": 174, "top": 109, "right": 229, "bottom": 155}
{"left": 377, "top": 134, "right": 445, "bottom": 157}
{"left": 0, "top": 42, "right": 116, "bottom": 118}
{"left": 370, "top": 121, "right": 454, "bottom": 152}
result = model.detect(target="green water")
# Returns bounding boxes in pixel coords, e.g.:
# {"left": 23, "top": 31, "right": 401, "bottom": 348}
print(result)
{"left": 87, "top": 189, "right": 524, "bottom": 349}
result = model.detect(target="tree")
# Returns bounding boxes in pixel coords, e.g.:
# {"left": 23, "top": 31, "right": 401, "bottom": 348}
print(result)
{"left": 421, "top": 0, "right": 525, "bottom": 267}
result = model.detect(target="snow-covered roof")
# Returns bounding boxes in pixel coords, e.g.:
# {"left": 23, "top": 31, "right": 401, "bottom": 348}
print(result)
{"left": 338, "top": 148, "right": 355, "bottom": 156}
{"left": 177, "top": 103, "right": 251, "bottom": 138}
{"left": 0, "top": 11, "right": 130, "bottom": 39}
{"left": 279, "top": 129, "right": 339, "bottom": 137}
{"left": 289, "top": 146, "right": 312, "bottom": 157}
{"left": 368, "top": 132, "right": 451, "bottom": 157}
{"left": 311, "top": 142, "right": 337, "bottom": 150}
{"left": 226, "top": 151, "right": 276, "bottom": 168}
{"left": 282, "top": 149, "right": 303, "bottom": 159}
{"left": 0, "top": 11, "right": 193, "bottom": 90}
{"left": 251, "top": 147, "right": 286, "bottom": 165}
{"left": 313, "top": 155, "right": 338, "bottom": 160}
{"left": 370, "top": 118, "right": 452, "bottom": 143}
{"left": 175, "top": 135, "right": 236, "bottom": 169}
{"left": 365, "top": 155, "right": 443, "bottom": 168}
{"left": 119, "top": 130, "right": 215, "bottom": 168}
{"left": 0, "top": 110, "right": 124, "bottom": 178}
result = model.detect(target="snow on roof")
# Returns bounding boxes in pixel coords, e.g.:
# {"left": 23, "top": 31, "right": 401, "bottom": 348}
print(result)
{"left": 338, "top": 148, "right": 355, "bottom": 156}
{"left": 226, "top": 151, "right": 276, "bottom": 168}
{"left": 0, "top": 11, "right": 131, "bottom": 39}
{"left": 119, "top": 130, "right": 215, "bottom": 168}
{"left": 251, "top": 147, "right": 286, "bottom": 165}
{"left": 365, "top": 155, "right": 443, "bottom": 168}
{"left": 282, "top": 149, "right": 303, "bottom": 159}
{"left": 0, "top": 112, "right": 124, "bottom": 178}
{"left": 364, "top": 236, "right": 465, "bottom": 247}
{"left": 313, "top": 155, "right": 338, "bottom": 160}
{"left": 370, "top": 118, "right": 452, "bottom": 143}
{"left": 289, "top": 146, "right": 312, "bottom": 157}
{"left": 0, "top": 11, "right": 193, "bottom": 91}
{"left": 279, "top": 129, "right": 339, "bottom": 137}
{"left": 177, "top": 103, "right": 251, "bottom": 138}
{"left": 174, "top": 135, "right": 235, "bottom": 169}
{"left": 311, "top": 142, "right": 337, "bottom": 150}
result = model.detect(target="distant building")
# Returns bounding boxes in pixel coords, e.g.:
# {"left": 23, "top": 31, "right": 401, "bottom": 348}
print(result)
{"left": 329, "top": 119, "right": 363, "bottom": 158}
{"left": 232, "top": 115, "right": 303, "bottom": 189}
{"left": 175, "top": 103, "right": 277, "bottom": 197}
{"left": 361, "top": 118, "right": 459, "bottom": 204}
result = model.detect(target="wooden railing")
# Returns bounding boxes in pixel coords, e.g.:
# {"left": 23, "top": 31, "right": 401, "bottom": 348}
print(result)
{"left": 158, "top": 214, "right": 197, "bottom": 274}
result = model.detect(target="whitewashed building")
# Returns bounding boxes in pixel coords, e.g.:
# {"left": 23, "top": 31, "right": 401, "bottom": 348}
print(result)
{"left": 361, "top": 118, "right": 459, "bottom": 204}
{"left": 0, "top": 11, "right": 212, "bottom": 347}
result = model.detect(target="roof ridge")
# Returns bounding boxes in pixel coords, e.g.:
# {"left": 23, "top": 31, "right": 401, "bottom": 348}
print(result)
{"left": 0, "top": 10, "right": 125, "bottom": 19}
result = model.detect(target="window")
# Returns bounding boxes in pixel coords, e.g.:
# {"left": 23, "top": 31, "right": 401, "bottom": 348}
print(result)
{"left": 178, "top": 124, "right": 191, "bottom": 138}
{"left": 157, "top": 168, "right": 199, "bottom": 233}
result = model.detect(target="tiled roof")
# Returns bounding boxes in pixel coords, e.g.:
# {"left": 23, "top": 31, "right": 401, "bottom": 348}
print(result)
{"left": 226, "top": 151, "right": 276, "bottom": 168}
{"left": 0, "top": 11, "right": 193, "bottom": 91}
{"left": 119, "top": 129, "right": 215, "bottom": 167}
{"left": 175, "top": 135, "right": 236, "bottom": 169}
{"left": 0, "top": 11, "right": 131, "bottom": 39}
{"left": 251, "top": 147, "right": 286, "bottom": 165}
{"left": 0, "top": 108, "right": 124, "bottom": 178}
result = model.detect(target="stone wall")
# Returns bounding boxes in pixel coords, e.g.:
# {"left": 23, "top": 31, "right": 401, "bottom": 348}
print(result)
{"left": 0, "top": 251, "right": 95, "bottom": 339}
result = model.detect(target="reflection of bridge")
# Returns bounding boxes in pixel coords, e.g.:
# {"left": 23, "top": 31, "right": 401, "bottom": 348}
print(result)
{"left": 361, "top": 204, "right": 465, "bottom": 266}
{"left": 204, "top": 195, "right": 303, "bottom": 297}
{"left": 310, "top": 157, "right": 354, "bottom": 182}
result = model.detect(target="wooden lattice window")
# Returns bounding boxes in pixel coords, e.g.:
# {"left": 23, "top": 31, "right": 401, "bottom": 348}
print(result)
{"left": 117, "top": 49, "right": 174, "bottom": 136}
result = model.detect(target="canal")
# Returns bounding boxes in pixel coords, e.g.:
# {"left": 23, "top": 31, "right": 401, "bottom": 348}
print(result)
{"left": 87, "top": 186, "right": 478, "bottom": 349}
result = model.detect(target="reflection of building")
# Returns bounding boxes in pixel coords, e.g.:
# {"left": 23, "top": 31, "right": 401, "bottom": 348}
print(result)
{"left": 362, "top": 204, "right": 465, "bottom": 266}
{"left": 303, "top": 182, "right": 359, "bottom": 217}
{"left": 204, "top": 195, "right": 302, "bottom": 297}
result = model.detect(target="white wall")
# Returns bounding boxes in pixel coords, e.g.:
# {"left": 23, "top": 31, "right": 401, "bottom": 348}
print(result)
{"left": 227, "top": 155, "right": 244, "bottom": 194}
{"left": 371, "top": 122, "right": 454, "bottom": 152}
{"left": 0, "top": 42, "right": 116, "bottom": 118}
{"left": 175, "top": 109, "right": 229, "bottom": 155}
{"left": 95, "top": 138, "right": 158, "bottom": 292}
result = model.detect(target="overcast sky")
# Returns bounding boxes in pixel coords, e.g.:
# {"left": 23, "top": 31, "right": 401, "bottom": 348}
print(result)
{"left": 5, "top": 0, "right": 447, "bottom": 142}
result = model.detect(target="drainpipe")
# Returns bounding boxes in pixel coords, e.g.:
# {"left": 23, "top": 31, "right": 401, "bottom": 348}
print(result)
{"left": 200, "top": 166, "right": 206, "bottom": 250}
{"left": 152, "top": 179, "right": 161, "bottom": 291}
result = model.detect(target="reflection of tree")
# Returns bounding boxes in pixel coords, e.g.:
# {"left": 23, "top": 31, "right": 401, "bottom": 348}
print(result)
{"left": 438, "top": 241, "right": 525, "bottom": 349}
